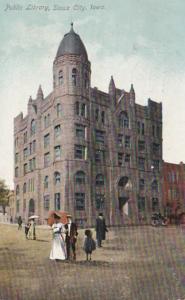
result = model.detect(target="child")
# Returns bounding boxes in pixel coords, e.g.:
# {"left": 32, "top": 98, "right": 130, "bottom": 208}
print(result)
{"left": 83, "top": 229, "right": 96, "bottom": 261}
{"left": 25, "top": 222, "right": 30, "bottom": 239}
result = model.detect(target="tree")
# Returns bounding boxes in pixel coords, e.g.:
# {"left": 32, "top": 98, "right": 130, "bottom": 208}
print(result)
{"left": 0, "top": 179, "right": 10, "bottom": 214}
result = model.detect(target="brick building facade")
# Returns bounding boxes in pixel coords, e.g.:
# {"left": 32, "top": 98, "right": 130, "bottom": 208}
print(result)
{"left": 13, "top": 24, "right": 163, "bottom": 226}
{"left": 162, "top": 162, "right": 185, "bottom": 217}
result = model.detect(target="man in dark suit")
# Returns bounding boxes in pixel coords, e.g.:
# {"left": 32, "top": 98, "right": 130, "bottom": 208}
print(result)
{"left": 65, "top": 215, "right": 78, "bottom": 260}
{"left": 95, "top": 213, "right": 108, "bottom": 247}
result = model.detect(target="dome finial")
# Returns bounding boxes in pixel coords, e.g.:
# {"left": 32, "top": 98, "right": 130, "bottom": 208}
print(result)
{"left": 70, "top": 22, "right": 74, "bottom": 32}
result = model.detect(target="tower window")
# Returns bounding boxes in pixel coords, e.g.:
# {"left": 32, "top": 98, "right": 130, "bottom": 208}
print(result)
{"left": 54, "top": 172, "right": 61, "bottom": 185}
{"left": 72, "top": 68, "right": 77, "bottom": 86}
{"left": 30, "top": 119, "right": 36, "bottom": 136}
{"left": 56, "top": 103, "right": 62, "bottom": 117}
{"left": 58, "top": 70, "right": 63, "bottom": 85}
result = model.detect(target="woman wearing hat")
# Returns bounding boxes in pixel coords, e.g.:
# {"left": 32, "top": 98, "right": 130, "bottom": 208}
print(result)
{"left": 49, "top": 213, "right": 67, "bottom": 261}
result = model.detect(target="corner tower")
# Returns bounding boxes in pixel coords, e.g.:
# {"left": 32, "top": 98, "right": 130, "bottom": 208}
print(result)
{"left": 52, "top": 24, "right": 91, "bottom": 225}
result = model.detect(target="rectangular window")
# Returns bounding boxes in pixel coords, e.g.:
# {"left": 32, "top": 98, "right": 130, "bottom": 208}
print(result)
{"left": 153, "top": 143, "right": 160, "bottom": 155}
{"left": 125, "top": 136, "right": 130, "bottom": 148}
{"left": 95, "top": 194, "right": 105, "bottom": 209}
{"left": 44, "top": 152, "right": 50, "bottom": 167}
{"left": 75, "top": 145, "right": 86, "bottom": 159}
{"left": 81, "top": 103, "right": 86, "bottom": 117}
{"left": 95, "top": 149, "right": 105, "bottom": 163}
{"left": 138, "top": 157, "right": 145, "bottom": 171}
{"left": 138, "top": 140, "right": 145, "bottom": 152}
{"left": 141, "top": 123, "right": 145, "bottom": 135}
{"left": 32, "top": 140, "right": 36, "bottom": 153}
{"left": 44, "top": 134, "right": 50, "bottom": 148}
{"left": 44, "top": 195, "right": 50, "bottom": 210}
{"left": 54, "top": 125, "right": 61, "bottom": 138}
{"left": 24, "top": 132, "right": 27, "bottom": 144}
{"left": 15, "top": 153, "right": 19, "bottom": 164}
{"left": 75, "top": 193, "right": 85, "bottom": 210}
{"left": 54, "top": 193, "right": 61, "bottom": 210}
{"left": 139, "top": 179, "right": 145, "bottom": 190}
{"left": 152, "top": 160, "right": 160, "bottom": 171}
{"left": 54, "top": 146, "right": 61, "bottom": 160}
{"left": 95, "top": 130, "right": 104, "bottom": 144}
{"left": 137, "top": 121, "right": 140, "bottom": 134}
{"left": 101, "top": 111, "right": 105, "bottom": 124}
{"left": 138, "top": 197, "right": 145, "bottom": 212}
{"left": 24, "top": 163, "right": 28, "bottom": 175}
{"left": 95, "top": 109, "right": 99, "bottom": 121}
{"left": 118, "top": 153, "right": 123, "bottom": 166}
{"left": 118, "top": 134, "right": 123, "bottom": 146}
{"left": 125, "top": 154, "right": 130, "bottom": 164}
{"left": 24, "top": 148, "right": 28, "bottom": 160}
{"left": 76, "top": 124, "right": 86, "bottom": 139}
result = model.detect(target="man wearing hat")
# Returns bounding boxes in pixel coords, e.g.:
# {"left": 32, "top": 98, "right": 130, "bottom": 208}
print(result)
{"left": 65, "top": 215, "right": 78, "bottom": 260}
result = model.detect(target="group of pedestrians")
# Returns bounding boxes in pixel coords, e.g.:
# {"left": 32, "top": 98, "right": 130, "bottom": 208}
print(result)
{"left": 17, "top": 216, "right": 36, "bottom": 240}
{"left": 50, "top": 212, "right": 108, "bottom": 262}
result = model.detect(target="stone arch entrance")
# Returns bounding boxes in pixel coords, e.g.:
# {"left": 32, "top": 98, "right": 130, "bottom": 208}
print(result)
{"left": 118, "top": 176, "right": 132, "bottom": 215}
{"left": 29, "top": 199, "right": 35, "bottom": 216}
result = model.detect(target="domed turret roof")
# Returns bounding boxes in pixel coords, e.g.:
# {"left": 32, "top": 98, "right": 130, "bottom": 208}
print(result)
{"left": 56, "top": 23, "right": 88, "bottom": 60}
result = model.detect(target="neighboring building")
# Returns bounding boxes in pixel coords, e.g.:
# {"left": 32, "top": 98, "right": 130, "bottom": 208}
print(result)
{"left": 13, "top": 24, "right": 163, "bottom": 226}
{"left": 162, "top": 161, "right": 185, "bottom": 217}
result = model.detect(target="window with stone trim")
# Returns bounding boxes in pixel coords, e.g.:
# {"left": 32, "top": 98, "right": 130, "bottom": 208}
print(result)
{"left": 76, "top": 124, "right": 86, "bottom": 139}
{"left": 44, "top": 114, "right": 50, "bottom": 128}
{"left": 95, "top": 109, "right": 99, "bottom": 121}
{"left": 95, "top": 130, "right": 105, "bottom": 144}
{"left": 118, "top": 153, "right": 123, "bottom": 166}
{"left": 152, "top": 160, "right": 160, "bottom": 171}
{"left": 125, "top": 154, "right": 131, "bottom": 164}
{"left": 138, "top": 157, "right": 145, "bottom": 171}
{"left": 75, "top": 145, "right": 86, "bottom": 159}
{"left": 54, "top": 125, "right": 61, "bottom": 138}
{"left": 95, "top": 149, "right": 105, "bottom": 164}
{"left": 95, "top": 194, "right": 105, "bottom": 209}
{"left": 96, "top": 174, "right": 104, "bottom": 186}
{"left": 75, "top": 193, "right": 85, "bottom": 210}
{"left": 125, "top": 136, "right": 130, "bottom": 148}
{"left": 15, "top": 153, "right": 19, "bottom": 164}
{"left": 101, "top": 111, "right": 105, "bottom": 124}
{"left": 54, "top": 193, "right": 61, "bottom": 210}
{"left": 44, "top": 133, "right": 50, "bottom": 148}
{"left": 72, "top": 68, "right": 77, "bottom": 86}
{"left": 44, "top": 195, "right": 50, "bottom": 210}
{"left": 119, "top": 111, "right": 129, "bottom": 128}
{"left": 75, "top": 171, "right": 85, "bottom": 184}
{"left": 58, "top": 70, "right": 63, "bottom": 85}
{"left": 24, "top": 131, "right": 27, "bottom": 144}
{"left": 153, "top": 143, "right": 160, "bottom": 155}
{"left": 138, "top": 140, "right": 145, "bottom": 152}
{"left": 54, "top": 146, "right": 61, "bottom": 161}
{"left": 151, "top": 180, "right": 158, "bottom": 191}
{"left": 24, "top": 163, "right": 28, "bottom": 175}
{"left": 139, "top": 179, "right": 145, "bottom": 190}
{"left": 54, "top": 172, "right": 61, "bottom": 185}
{"left": 30, "top": 119, "right": 36, "bottom": 136}
{"left": 44, "top": 176, "right": 49, "bottom": 189}
{"left": 118, "top": 134, "right": 123, "bottom": 146}
{"left": 56, "top": 103, "right": 62, "bottom": 117}
{"left": 23, "top": 148, "right": 28, "bottom": 160}
{"left": 84, "top": 72, "right": 89, "bottom": 89}
{"left": 16, "top": 185, "right": 19, "bottom": 195}
{"left": 15, "top": 167, "right": 19, "bottom": 178}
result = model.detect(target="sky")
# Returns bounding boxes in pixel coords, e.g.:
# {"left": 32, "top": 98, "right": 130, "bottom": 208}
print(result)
{"left": 0, "top": 0, "right": 185, "bottom": 188}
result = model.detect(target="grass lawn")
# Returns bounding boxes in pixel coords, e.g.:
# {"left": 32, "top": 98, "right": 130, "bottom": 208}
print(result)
{"left": 0, "top": 224, "right": 185, "bottom": 300}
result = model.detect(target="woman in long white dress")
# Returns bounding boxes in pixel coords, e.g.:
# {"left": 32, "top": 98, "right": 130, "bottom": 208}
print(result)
{"left": 49, "top": 219, "right": 67, "bottom": 260}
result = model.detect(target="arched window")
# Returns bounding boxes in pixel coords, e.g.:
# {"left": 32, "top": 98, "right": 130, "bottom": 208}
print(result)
{"left": 58, "top": 70, "right": 63, "bottom": 85}
{"left": 119, "top": 111, "right": 129, "bottom": 128}
{"left": 56, "top": 103, "right": 62, "bottom": 117}
{"left": 54, "top": 172, "right": 61, "bottom": 185}
{"left": 23, "top": 183, "right": 27, "bottom": 194}
{"left": 75, "top": 171, "right": 85, "bottom": 184}
{"left": 118, "top": 176, "right": 129, "bottom": 187}
{"left": 29, "top": 199, "right": 35, "bottom": 214}
{"left": 16, "top": 185, "right": 19, "bottom": 195}
{"left": 44, "top": 176, "right": 49, "bottom": 189}
{"left": 30, "top": 119, "right": 36, "bottom": 135}
{"left": 96, "top": 174, "right": 104, "bottom": 186}
{"left": 152, "top": 180, "right": 158, "bottom": 191}
{"left": 72, "top": 68, "right": 77, "bottom": 86}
